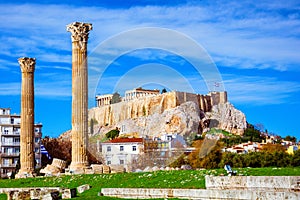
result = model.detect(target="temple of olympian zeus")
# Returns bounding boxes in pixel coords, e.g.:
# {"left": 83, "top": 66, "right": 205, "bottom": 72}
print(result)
{"left": 15, "top": 57, "right": 36, "bottom": 178}
{"left": 15, "top": 22, "right": 92, "bottom": 178}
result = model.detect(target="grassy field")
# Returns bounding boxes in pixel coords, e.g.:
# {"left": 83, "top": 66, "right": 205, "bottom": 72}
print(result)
{"left": 0, "top": 167, "right": 300, "bottom": 199}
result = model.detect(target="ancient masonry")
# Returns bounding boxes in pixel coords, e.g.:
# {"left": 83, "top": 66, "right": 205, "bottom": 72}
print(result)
{"left": 67, "top": 22, "right": 93, "bottom": 172}
{"left": 16, "top": 57, "right": 36, "bottom": 178}
{"left": 90, "top": 91, "right": 228, "bottom": 127}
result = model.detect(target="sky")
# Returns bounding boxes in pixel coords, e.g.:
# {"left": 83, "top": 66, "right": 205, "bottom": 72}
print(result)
{"left": 0, "top": 0, "right": 299, "bottom": 139}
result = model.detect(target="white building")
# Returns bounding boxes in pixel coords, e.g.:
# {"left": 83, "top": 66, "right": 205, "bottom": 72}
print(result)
{"left": 0, "top": 108, "right": 42, "bottom": 178}
{"left": 100, "top": 138, "right": 144, "bottom": 170}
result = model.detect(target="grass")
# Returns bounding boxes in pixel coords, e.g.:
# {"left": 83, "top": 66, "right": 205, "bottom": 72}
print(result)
{"left": 0, "top": 167, "right": 299, "bottom": 199}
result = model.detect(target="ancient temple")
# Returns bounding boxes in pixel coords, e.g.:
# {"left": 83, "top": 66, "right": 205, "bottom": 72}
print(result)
{"left": 67, "top": 22, "right": 92, "bottom": 173}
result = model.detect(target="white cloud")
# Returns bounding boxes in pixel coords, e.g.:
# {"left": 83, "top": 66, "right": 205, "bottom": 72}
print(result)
{"left": 223, "top": 74, "right": 300, "bottom": 105}
{"left": 1, "top": 1, "right": 300, "bottom": 101}
{"left": 2, "top": 3, "right": 300, "bottom": 71}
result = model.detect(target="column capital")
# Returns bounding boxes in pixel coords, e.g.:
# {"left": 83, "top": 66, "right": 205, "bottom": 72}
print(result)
{"left": 18, "top": 57, "right": 36, "bottom": 73}
{"left": 67, "top": 22, "right": 92, "bottom": 50}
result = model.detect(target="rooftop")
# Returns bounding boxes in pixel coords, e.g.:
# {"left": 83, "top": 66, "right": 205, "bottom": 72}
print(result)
{"left": 104, "top": 138, "right": 143, "bottom": 144}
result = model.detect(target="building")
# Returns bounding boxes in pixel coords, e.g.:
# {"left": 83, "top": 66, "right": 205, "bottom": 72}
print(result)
{"left": 95, "top": 94, "right": 113, "bottom": 107}
{"left": 286, "top": 145, "right": 298, "bottom": 155}
{"left": 95, "top": 87, "right": 160, "bottom": 107}
{"left": 0, "top": 108, "right": 42, "bottom": 178}
{"left": 124, "top": 87, "right": 160, "bottom": 101}
{"left": 144, "top": 134, "right": 187, "bottom": 166}
{"left": 100, "top": 138, "right": 144, "bottom": 171}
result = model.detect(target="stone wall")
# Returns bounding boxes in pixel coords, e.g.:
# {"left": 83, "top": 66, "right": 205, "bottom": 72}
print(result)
{"left": 205, "top": 176, "right": 300, "bottom": 191}
{"left": 89, "top": 91, "right": 228, "bottom": 127}
{"left": 100, "top": 176, "right": 300, "bottom": 200}
{"left": 100, "top": 188, "right": 300, "bottom": 200}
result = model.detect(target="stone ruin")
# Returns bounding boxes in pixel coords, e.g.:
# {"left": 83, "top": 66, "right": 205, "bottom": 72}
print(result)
{"left": 39, "top": 158, "right": 112, "bottom": 176}
{"left": 40, "top": 158, "right": 67, "bottom": 176}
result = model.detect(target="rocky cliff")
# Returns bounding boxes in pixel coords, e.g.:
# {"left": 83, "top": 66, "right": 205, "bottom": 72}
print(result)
{"left": 88, "top": 91, "right": 247, "bottom": 141}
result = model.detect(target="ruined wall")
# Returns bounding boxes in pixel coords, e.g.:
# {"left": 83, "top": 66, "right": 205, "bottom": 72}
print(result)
{"left": 101, "top": 176, "right": 300, "bottom": 199}
{"left": 89, "top": 92, "right": 177, "bottom": 126}
{"left": 89, "top": 91, "right": 229, "bottom": 128}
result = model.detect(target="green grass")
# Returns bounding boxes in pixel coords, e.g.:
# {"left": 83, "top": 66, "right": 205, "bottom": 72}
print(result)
{"left": 205, "top": 128, "right": 231, "bottom": 136}
{"left": 0, "top": 167, "right": 299, "bottom": 199}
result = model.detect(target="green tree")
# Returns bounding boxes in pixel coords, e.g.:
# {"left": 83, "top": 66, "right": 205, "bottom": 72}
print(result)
{"left": 161, "top": 88, "right": 167, "bottom": 93}
{"left": 292, "top": 150, "right": 300, "bottom": 166}
{"left": 106, "top": 128, "right": 120, "bottom": 140}
{"left": 284, "top": 135, "right": 297, "bottom": 143}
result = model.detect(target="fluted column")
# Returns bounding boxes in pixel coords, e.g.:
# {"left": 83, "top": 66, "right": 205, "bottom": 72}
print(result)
{"left": 67, "top": 22, "right": 92, "bottom": 172}
{"left": 16, "top": 57, "right": 36, "bottom": 178}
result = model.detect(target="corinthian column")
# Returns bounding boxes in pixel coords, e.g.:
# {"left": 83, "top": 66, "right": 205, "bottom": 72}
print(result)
{"left": 16, "top": 57, "right": 36, "bottom": 178}
{"left": 67, "top": 22, "right": 92, "bottom": 173}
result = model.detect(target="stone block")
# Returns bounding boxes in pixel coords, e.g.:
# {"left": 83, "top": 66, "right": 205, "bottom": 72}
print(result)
{"left": 77, "top": 184, "right": 90, "bottom": 194}
{"left": 52, "top": 158, "right": 67, "bottom": 170}
{"left": 62, "top": 188, "right": 76, "bottom": 199}
{"left": 110, "top": 165, "right": 125, "bottom": 173}
{"left": 30, "top": 189, "right": 42, "bottom": 199}
{"left": 103, "top": 165, "right": 111, "bottom": 174}
{"left": 91, "top": 164, "right": 103, "bottom": 174}
{"left": 84, "top": 168, "right": 94, "bottom": 174}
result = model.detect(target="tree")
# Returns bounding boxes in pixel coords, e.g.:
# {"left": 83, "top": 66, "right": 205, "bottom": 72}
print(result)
{"left": 42, "top": 137, "right": 101, "bottom": 167}
{"left": 111, "top": 92, "right": 122, "bottom": 104}
{"left": 105, "top": 128, "right": 120, "bottom": 140}
{"left": 187, "top": 139, "right": 223, "bottom": 169}
{"left": 261, "top": 143, "right": 286, "bottom": 153}
{"left": 244, "top": 123, "right": 264, "bottom": 142}
{"left": 291, "top": 150, "right": 300, "bottom": 166}
{"left": 161, "top": 88, "right": 167, "bottom": 94}
{"left": 284, "top": 135, "right": 297, "bottom": 143}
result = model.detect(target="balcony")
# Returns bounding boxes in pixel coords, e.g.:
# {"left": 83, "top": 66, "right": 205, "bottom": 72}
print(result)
{"left": 1, "top": 132, "right": 20, "bottom": 136}
{"left": 1, "top": 142, "right": 20, "bottom": 146}
{"left": 0, "top": 153, "right": 20, "bottom": 157}
{"left": 0, "top": 163, "right": 16, "bottom": 168}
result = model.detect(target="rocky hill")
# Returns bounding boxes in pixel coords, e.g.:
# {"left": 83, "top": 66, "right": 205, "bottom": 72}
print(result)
{"left": 87, "top": 91, "right": 247, "bottom": 142}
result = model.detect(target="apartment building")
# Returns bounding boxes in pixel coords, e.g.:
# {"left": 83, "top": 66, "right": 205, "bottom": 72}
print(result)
{"left": 101, "top": 138, "right": 144, "bottom": 170}
{"left": 0, "top": 108, "right": 42, "bottom": 178}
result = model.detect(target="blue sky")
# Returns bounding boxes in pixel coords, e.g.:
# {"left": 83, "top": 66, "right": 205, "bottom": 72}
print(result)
{"left": 0, "top": 0, "right": 300, "bottom": 139}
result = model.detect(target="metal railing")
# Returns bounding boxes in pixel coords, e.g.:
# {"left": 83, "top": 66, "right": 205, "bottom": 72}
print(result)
{"left": 0, "top": 163, "right": 17, "bottom": 168}
{"left": 1, "top": 131, "right": 20, "bottom": 135}
{"left": 0, "top": 153, "right": 20, "bottom": 157}
{"left": 0, "top": 142, "right": 20, "bottom": 146}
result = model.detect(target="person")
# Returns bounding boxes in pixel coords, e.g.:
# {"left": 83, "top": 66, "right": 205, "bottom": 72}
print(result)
{"left": 224, "top": 163, "right": 236, "bottom": 176}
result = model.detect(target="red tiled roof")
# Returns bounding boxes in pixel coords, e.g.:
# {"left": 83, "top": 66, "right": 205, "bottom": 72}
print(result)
{"left": 105, "top": 138, "right": 143, "bottom": 143}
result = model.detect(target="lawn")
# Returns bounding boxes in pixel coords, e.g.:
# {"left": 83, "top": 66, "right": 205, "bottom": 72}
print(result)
{"left": 0, "top": 167, "right": 299, "bottom": 199}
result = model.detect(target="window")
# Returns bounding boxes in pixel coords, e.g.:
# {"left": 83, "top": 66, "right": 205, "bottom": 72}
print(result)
{"left": 34, "top": 147, "right": 39, "bottom": 153}
{"left": 121, "top": 125, "right": 126, "bottom": 132}
{"left": 14, "top": 138, "right": 20, "bottom": 143}
{"left": 4, "top": 130, "right": 9, "bottom": 134}
{"left": 120, "top": 146, "right": 124, "bottom": 151}
{"left": 107, "top": 160, "right": 111, "bottom": 165}
{"left": 120, "top": 159, "right": 124, "bottom": 165}
{"left": 10, "top": 118, "right": 14, "bottom": 124}
{"left": 15, "top": 148, "right": 20, "bottom": 153}
{"left": 34, "top": 137, "right": 39, "bottom": 143}
{"left": 107, "top": 146, "right": 111, "bottom": 152}
{"left": 132, "top": 146, "right": 137, "bottom": 151}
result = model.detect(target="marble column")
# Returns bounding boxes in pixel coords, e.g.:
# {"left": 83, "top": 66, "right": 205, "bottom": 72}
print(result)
{"left": 67, "top": 22, "right": 92, "bottom": 172}
{"left": 16, "top": 57, "right": 36, "bottom": 178}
